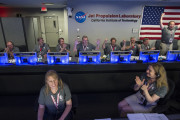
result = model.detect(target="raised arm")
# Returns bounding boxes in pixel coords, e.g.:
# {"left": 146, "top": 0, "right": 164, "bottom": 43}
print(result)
{"left": 121, "top": 40, "right": 126, "bottom": 51}
{"left": 96, "top": 39, "right": 100, "bottom": 50}
{"left": 102, "top": 39, "right": 108, "bottom": 50}
{"left": 73, "top": 40, "right": 79, "bottom": 52}
{"left": 178, "top": 24, "right": 180, "bottom": 29}
{"left": 160, "top": 13, "right": 165, "bottom": 29}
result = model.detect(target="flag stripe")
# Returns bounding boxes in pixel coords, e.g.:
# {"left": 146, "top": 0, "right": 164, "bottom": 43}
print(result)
{"left": 164, "top": 9, "right": 180, "bottom": 12}
{"left": 165, "top": 7, "right": 180, "bottom": 9}
{"left": 164, "top": 15, "right": 180, "bottom": 18}
{"left": 163, "top": 23, "right": 180, "bottom": 25}
{"left": 140, "top": 32, "right": 180, "bottom": 34}
{"left": 141, "top": 27, "right": 161, "bottom": 30}
{"left": 141, "top": 27, "right": 180, "bottom": 30}
{"left": 140, "top": 32, "right": 162, "bottom": 35}
{"left": 163, "top": 17, "right": 180, "bottom": 20}
{"left": 140, "top": 37, "right": 180, "bottom": 40}
{"left": 164, "top": 12, "right": 180, "bottom": 15}
{"left": 140, "top": 35, "right": 179, "bottom": 37}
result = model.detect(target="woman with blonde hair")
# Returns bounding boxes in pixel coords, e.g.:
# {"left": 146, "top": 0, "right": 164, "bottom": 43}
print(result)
{"left": 118, "top": 63, "right": 169, "bottom": 117}
{"left": 38, "top": 70, "right": 72, "bottom": 120}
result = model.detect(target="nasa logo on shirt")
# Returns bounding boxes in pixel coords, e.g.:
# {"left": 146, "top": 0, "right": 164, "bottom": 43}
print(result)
{"left": 59, "top": 95, "right": 64, "bottom": 101}
{"left": 75, "top": 11, "right": 87, "bottom": 23}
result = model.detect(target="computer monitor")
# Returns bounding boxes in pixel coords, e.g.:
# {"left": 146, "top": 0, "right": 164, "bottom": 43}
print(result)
{"left": 139, "top": 50, "right": 160, "bottom": 63}
{"left": 0, "top": 52, "right": 8, "bottom": 64}
{"left": 47, "top": 52, "right": 69, "bottom": 64}
{"left": 13, "top": 52, "right": 37, "bottom": 65}
{"left": 79, "top": 51, "right": 101, "bottom": 63}
{"left": 166, "top": 50, "right": 180, "bottom": 61}
{"left": 110, "top": 51, "right": 132, "bottom": 63}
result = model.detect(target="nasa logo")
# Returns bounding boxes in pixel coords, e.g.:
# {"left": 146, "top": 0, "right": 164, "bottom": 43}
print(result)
{"left": 75, "top": 11, "right": 87, "bottom": 23}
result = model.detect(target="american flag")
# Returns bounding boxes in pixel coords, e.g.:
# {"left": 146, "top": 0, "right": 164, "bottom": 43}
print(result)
{"left": 139, "top": 6, "right": 180, "bottom": 40}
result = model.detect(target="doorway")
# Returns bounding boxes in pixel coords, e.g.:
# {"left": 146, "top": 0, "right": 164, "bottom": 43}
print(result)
{"left": 44, "top": 16, "right": 59, "bottom": 49}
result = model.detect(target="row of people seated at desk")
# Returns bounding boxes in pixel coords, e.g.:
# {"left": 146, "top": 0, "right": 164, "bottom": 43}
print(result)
{"left": 3, "top": 35, "right": 178, "bottom": 60}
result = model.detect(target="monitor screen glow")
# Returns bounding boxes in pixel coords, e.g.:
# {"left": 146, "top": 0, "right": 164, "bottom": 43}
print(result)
{"left": 47, "top": 52, "right": 69, "bottom": 64}
{"left": 0, "top": 52, "right": 8, "bottom": 64}
{"left": 166, "top": 50, "right": 180, "bottom": 61}
{"left": 79, "top": 51, "right": 101, "bottom": 63}
{"left": 110, "top": 51, "right": 132, "bottom": 63}
{"left": 13, "top": 52, "right": 37, "bottom": 65}
{"left": 139, "top": 50, "right": 160, "bottom": 63}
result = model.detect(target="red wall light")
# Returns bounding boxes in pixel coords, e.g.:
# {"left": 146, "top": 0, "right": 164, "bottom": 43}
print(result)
{"left": 41, "top": 6, "right": 47, "bottom": 11}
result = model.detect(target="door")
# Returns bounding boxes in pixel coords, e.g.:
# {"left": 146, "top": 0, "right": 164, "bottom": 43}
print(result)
{"left": 0, "top": 18, "right": 6, "bottom": 51}
{"left": 23, "top": 17, "right": 41, "bottom": 51}
{"left": 44, "top": 16, "right": 59, "bottom": 47}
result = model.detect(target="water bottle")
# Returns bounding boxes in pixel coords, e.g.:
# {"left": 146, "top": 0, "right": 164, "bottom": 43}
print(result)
{"left": 38, "top": 53, "right": 42, "bottom": 62}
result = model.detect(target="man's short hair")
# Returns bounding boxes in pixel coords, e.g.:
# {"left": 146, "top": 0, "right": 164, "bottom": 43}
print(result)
{"left": 110, "top": 37, "right": 117, "bottom": 42}
{"left": 58, "top": 38, "right": 64, "bottom": 43}
{"left": 168, "top": 21, "right": 175, "bottom": 26}
{"left": 82, "top": 35, "right": 88, "bottom": 40}
{"left": 130, "top": 37, "right": 136, "bottom": 40}
{"left": 37, "top": 37, "right": 43, "bottom": 41}
{"left": 7, "top": 41, "right": 14, "bottom": 46}
{"left": 143, "top": 38, "right": 149, "bottom": 43}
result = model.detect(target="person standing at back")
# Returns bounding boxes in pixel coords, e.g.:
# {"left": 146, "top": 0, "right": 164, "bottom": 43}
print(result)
{"left": 160, "top": 13, "right": 180, "bottom": 55}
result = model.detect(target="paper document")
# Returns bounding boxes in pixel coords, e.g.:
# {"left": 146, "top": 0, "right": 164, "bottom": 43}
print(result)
{"left": 94, "top": 118, "right": 111, "bottom": 120}
{"left": 127, "top": 113, "right": 169, "bottom": 120}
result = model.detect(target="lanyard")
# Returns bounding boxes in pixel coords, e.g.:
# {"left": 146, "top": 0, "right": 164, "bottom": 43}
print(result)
{"left": 83, "top": 46, "right": 87, "bottom": 51}
{"left": 39, "top": 46, "right": 43, "bottom": 52}
{"left": 51, "top": 91, "right": 60, "bottom": 109}
{"left": 111, "top": 45, "right": 115, "bottom": 51}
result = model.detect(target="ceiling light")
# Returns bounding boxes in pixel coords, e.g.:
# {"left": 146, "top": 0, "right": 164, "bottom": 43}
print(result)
{"left": 42, "top": 3, "right": 54, "bottom": 6}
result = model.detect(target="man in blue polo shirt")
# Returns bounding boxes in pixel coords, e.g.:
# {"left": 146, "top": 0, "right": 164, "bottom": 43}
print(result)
{"left": 73, "top": 35, "right": 100, "bottom": 56}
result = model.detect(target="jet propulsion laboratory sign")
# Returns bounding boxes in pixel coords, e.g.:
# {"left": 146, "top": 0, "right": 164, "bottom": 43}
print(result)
{"left": 75, "top": 11, "right": 141, "bottom": 23}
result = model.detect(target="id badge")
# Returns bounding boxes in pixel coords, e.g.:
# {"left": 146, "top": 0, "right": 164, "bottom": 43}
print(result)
{"left": 169, "top": 38, "right": 173, "bottom": 43}
{"left": 139, "top": 94, "right": 145, "bottom": 104}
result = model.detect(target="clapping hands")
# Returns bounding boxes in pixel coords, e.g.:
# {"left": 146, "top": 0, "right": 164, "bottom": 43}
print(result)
{"left": 96, "top": 39, "right": 100, "bottom": 46}
{"left": 135, "top": 76, "right": 145, "bottom": 87}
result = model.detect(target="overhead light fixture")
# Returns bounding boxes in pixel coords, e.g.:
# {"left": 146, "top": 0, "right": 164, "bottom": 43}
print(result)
{"left": 42, "top": 3, "right": 54, "bottom": 6}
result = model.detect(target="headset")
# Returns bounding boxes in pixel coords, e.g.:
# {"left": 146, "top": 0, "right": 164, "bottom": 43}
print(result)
{"left": 155, "top": 64, "right": 161, "bottom": 78}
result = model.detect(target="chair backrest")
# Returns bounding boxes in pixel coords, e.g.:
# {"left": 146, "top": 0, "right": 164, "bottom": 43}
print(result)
{"left": 155, "top": 40, "right": 161, "bottom": 50}
{"left": 0, "top": 48, "right": 4, "bottom": 52}
{"left": 158, "top": 78, "right": 175, "bottom": 105}
{"left": 103, "top": 43, "right": 110, "bottom": 55}
{"left": 66, "top": 43, "right": 70, "bottom": 49}
{"left": 120, "top": 41, "right": 130, "bottom": 47}
{"left": 17, "top": 45, "right": 28, "bottom": 52}
{"left": 173, "top": 39, "right": 178, "bottom": 50}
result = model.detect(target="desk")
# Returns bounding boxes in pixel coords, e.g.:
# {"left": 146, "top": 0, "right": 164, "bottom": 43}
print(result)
{"left": 94, "top": 114, "right": 180, "bottom": 120}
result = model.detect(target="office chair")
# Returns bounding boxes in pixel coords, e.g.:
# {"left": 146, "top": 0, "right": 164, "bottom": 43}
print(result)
{"left": 152, "top": 78, "right": 175, "bottom": 113}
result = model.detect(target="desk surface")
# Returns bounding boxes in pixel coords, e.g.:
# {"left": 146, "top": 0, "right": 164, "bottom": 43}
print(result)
{"left": 0, "top": 62, "right": 180, "bottom": 74}
{"left": 93, "top": 114, "right": 180, "bottom": 120}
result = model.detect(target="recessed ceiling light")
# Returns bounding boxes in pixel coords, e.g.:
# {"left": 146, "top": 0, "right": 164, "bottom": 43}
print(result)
{"left": 42, "top": 3, "right": 54, "bottom": 6}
